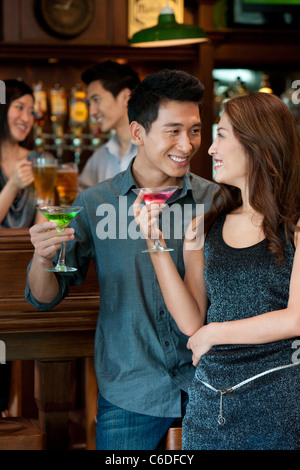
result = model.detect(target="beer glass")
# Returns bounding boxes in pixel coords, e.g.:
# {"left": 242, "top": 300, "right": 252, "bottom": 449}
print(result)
{"left": 56, "top": 162, "right": 79, "bottom": 205}
{"left": 33, "top": 155, "right": 58, "bottom": 205}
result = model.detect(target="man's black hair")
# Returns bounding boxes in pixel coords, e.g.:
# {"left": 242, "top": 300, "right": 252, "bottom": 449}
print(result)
{"left": 81, "top": 60, "right": 140, "bottom": 97}
{"left": 127, "top": 69, "right": 204, "bottom": 133}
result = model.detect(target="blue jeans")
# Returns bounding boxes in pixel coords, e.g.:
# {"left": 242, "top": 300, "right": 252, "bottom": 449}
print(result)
{"left": 96, "top": 392, "right": 188, "bottom": 450}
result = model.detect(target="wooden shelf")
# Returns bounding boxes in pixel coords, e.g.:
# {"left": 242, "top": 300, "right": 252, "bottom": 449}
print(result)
{"left": 0, "top": 42, "right": 198, "bottom": 64}
{"left": 208, "top": 27, "right": 300, "bottom": 42}
{"left": 205, "top": 28, "right": 300, "bottom": 67}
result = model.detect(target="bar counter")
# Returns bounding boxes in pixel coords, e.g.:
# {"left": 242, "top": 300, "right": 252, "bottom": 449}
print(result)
{"left": 0, "top": 228, "right": 99, "bottom": 449}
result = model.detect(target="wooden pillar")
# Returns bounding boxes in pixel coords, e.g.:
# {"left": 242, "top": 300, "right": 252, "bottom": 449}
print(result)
{"left": 84, "top": 357, "right": 97, "bottom": 450}
{"left": 190, "top": 0, "right": 218, "bottom": 181}
{"left": 34, "top": 360, "right": 76, "bottom": 450}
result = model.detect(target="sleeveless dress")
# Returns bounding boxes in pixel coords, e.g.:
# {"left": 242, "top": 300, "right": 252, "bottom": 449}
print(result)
{"left": 182, "top": 213, "right": 300, "bottom": 450}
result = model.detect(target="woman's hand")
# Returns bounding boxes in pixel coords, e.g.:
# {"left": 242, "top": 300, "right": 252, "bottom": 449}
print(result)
{"left": 187, "top": 323, "right": 215, "bottom": 367}
{"left": 0, "top": 160, "right": 35, "bottom": 224}
{"left": 133, "top": 191, "right": 165, "bottom": 242}
{"left": 10, "top": 160, "right": 34, "bottom": 190}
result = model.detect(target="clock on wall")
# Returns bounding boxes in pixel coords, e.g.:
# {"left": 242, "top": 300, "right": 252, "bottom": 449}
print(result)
{"left": 35, "top": 0, "right": 95, "bottom": 38}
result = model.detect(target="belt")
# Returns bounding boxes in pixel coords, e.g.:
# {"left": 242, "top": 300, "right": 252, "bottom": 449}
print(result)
{"left": 196, "top": 361, "right": 300, "bottom": 425}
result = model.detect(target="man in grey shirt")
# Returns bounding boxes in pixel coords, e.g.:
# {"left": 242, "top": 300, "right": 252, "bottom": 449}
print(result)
{"left": 79, "top": 61, "right": 140, "bottom": 191}
{"left": 25, "top": 69, "right": 218, "bottom": 450}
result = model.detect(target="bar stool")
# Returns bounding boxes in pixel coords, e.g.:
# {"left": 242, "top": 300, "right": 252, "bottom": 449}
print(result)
{"left": 0, "top": 418, "right": 45, "bottom": 450}
{"left": 164, "top": 426, "right": 182, "bottom": 450}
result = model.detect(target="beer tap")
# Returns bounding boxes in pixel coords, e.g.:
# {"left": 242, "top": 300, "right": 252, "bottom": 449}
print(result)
{"left": 69, "top": 84, "right": 88, "bottom": 164}
{"left": 89, "top": 116, "right": 101, "bottom": 150}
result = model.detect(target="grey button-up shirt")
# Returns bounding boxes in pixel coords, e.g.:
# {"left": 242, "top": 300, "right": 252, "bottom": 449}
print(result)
{"left": 25, "top": 161, "right": 217, "bottom": 418}
{"left": 78, "top": 134, "right": 137, "bottom": 191}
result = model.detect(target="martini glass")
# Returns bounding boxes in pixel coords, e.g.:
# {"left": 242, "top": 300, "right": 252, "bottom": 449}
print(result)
{"left": 132, "top": 186, "right": 178, "bottom": 253}
{"left": 38, "top": 205, "right": 83, "bottom": 272}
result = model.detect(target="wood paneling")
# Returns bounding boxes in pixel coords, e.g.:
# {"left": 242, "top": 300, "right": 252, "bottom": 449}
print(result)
{"left": 3, "top": 0, "right": 110, "bottom": 45}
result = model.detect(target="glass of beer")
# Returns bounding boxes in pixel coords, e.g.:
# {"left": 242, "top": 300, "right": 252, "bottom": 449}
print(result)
{"left": 33, "top": 155, "right": 58, "bottom": 205}
{"left": 56, "top": 162, "right": 79, "bottom": 205}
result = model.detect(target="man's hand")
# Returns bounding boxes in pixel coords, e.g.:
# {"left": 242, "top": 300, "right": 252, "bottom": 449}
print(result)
{"left": 29, "top": 221, "right": 75, "bottom": 267}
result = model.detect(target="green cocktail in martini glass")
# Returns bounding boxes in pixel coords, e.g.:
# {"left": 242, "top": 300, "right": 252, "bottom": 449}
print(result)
{"left": 38, "top": 205, "right": 83, "bottom": 272}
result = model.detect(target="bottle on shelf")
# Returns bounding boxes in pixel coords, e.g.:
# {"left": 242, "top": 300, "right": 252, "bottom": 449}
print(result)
{"left": 228, "top": 76, "right": 249, "bottom": 99}
{"left": 50, "top": 84, "right": 68, "bottom": 161}
{"left": 32, "top": 81, "right": 48, "bottom": 150}
{"left": 258, "top": 74, "right": 273, "bottom": 94}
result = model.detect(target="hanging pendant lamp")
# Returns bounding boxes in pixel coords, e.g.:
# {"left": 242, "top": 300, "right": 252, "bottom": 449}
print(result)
{"left": 130, "top": 1, "right": 208, "bottom": 48}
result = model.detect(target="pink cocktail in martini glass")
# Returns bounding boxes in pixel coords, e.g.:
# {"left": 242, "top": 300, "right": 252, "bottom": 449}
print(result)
{"left": 132, "top": 186, "right": 178, "bottom": 253}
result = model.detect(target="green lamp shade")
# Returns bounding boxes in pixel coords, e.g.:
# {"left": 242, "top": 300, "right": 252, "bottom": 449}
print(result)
{"left": 130, "top": 12, "right": 208, "bottom": 48}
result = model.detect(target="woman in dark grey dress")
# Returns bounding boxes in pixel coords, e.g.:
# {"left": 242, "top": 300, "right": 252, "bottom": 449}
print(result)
{"left": 134, "top": 92, "right": 300, "bottom": 450}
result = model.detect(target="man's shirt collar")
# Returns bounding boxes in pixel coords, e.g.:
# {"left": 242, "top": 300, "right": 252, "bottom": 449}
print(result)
{"left": 119, "top": 159, "right": 195, "bottom": 202}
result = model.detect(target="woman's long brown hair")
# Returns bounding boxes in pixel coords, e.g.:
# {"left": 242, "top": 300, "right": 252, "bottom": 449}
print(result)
{"left": 204, "top": 92, "right": 300, "bottom": 263}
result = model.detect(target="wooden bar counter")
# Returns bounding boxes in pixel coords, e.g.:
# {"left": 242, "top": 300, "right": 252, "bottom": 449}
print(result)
{"left": 0, "top": 228, "right": 99, "bottom": 449}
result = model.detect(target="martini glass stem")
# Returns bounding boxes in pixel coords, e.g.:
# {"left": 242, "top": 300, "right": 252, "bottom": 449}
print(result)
{"left": 56, "top": 241, "right": 66, "bottom": 269}
{"left": 154, "top": 239, "right": 163, "bottom": 250}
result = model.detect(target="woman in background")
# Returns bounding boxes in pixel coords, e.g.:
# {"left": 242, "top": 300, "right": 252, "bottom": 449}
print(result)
{"left": 0, "top": 78, "right": 41, "bottom": 227}
{"left": 134, "top": 92, "right": 300, "bottom": 450}
{"left": 0, "top": 78, "right": 41, "bottom": 417}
